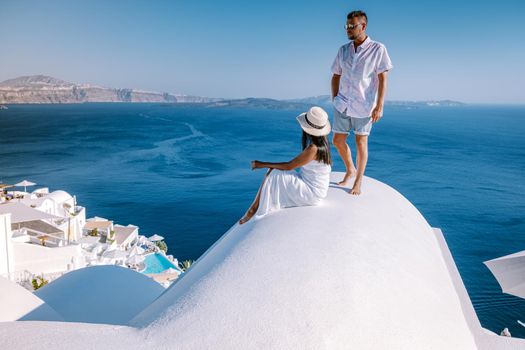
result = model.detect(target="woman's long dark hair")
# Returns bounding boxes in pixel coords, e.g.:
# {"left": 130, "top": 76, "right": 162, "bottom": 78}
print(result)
{"left": 302, "top": 131, "right": 332, "bottom": 165}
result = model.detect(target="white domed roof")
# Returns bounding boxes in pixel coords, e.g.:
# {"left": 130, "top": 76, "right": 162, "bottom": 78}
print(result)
{"left": 130, "top": 174, "right": 478, "bottom": 349}
{"left": 0, "top": 276, "right": 62, "bottom": 322}
{"left": 35, "top": 266, "right": 164, "bottom": 325}
{"left": 46, "top": 190, "right": 73, "bottom": 204}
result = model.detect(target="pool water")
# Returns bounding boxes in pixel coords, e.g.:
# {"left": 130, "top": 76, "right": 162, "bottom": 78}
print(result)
{"left": 142, "top": 253, "right": 178, "bottom": 274}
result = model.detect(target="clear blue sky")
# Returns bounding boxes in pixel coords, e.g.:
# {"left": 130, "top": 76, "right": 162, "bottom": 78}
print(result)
{"left": 1, "top": 0, "right": 524, "bottom": 103}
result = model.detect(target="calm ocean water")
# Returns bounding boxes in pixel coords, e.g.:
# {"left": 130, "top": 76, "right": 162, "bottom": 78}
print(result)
{"left": 1, "top": 103, "right": 524, "bottom": 336}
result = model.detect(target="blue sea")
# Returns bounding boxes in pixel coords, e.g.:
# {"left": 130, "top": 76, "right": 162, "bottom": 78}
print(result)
{"left": 1, "top": 103, "right": 524, "bottom": 336}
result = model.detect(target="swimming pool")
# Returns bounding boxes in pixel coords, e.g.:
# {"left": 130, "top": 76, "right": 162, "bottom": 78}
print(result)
{"left": 142, "top": 253, "right": 179, "bottom": 274}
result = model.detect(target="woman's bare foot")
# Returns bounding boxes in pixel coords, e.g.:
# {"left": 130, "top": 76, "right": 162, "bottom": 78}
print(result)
{"left": 239, "top": 207, "right": 257, "bottom": 225}
{"left": 350, "top": 180, "right": 362, "bottom": 195}
{"left": 337, "top": 169, "right": 357, "bottom": 186}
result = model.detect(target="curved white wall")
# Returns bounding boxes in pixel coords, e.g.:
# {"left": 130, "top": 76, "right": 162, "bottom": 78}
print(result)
{"left": 130, "top": 175, "right": 477, "bottom": 349}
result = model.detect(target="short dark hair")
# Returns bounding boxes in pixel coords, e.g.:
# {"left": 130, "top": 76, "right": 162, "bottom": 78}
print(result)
{"left": 347, "top": 10, "right": 368, "bottom": 24}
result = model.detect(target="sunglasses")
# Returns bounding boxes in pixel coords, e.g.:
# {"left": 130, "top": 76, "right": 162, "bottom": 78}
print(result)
{"left": 345, "top": 23, "right": 364, "bottom": 30}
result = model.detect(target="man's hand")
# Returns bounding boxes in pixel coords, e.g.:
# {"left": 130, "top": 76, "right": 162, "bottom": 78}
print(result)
{"left": 251, "top": 161, "right": 260, "bottom": 170}
{"left": 372, "top": 71, "right": 388, "bottom": 123}
{"left": 331, "top": 74, "right": 341, "bottom": 102}
{"left": 370, "top": 105, "right": 383, "bottom": 123}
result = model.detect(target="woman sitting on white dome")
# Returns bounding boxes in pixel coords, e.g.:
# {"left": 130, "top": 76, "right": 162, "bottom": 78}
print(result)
{"left": 240, "top": 106, "right": 332, "bottom": 224}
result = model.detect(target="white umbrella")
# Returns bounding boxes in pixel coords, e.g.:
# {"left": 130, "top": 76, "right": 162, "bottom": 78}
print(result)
{"left": 484, "top": 249, "right": 525, "bottom": 299}
{"left": 148, "top": 234, "right": 164, "bottom": 242}
{"left": 128, "top": 245, "right": 145, "bottom": 255}
{"left": 15, "top": 180, "right": 36, "bottom": 192}
{"left": 102, "top": 249, "right": 128, "bottom": 260}
{"left": 126, "top": 254, "right": 145, "bottom": 265}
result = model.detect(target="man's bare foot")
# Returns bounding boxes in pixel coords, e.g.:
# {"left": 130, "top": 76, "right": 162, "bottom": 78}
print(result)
{"left": 350, "top": 181, "right": 362, "bottom": 195}
{"left": 239, "top": 207, "right": 256, "bottom": 225}
{"left": 337, "top": 169, "right": 357, "bottom": 186}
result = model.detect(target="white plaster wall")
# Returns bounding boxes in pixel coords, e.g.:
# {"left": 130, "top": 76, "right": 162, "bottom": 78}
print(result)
{"left": 13, "top": 242, "right": 85, "bottom": 275}
{"left": 117, "top": 227, "right": 138, "bottom": 249}
{"left": 0, "top": 213, "right": 15, "bottom": 277}
{"left": 44, "top": 198, "right": 56, "bottom": 215}
{"left": 72, "top": 207, "right": 86, "bottom": 241}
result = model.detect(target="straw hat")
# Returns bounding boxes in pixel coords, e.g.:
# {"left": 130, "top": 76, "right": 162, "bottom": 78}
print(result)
{"left": 296, "top": 106, "right": 331, "bottom": 136}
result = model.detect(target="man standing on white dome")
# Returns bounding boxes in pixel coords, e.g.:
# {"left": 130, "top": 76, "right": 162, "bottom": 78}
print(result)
{"left": 331, "top": 10, "right": 393, "bottom": 195}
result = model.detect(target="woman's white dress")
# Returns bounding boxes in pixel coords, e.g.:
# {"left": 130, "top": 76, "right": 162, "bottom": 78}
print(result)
{"left": 255, "top": 160, "right": 331, "bottom": 218}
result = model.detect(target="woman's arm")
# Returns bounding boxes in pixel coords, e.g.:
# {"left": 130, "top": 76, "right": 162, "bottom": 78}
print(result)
{"left": 252, "top": 145, "right": 317, "bottom": 171}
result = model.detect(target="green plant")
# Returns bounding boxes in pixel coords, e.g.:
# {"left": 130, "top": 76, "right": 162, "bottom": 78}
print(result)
{"left": 31, "top": 275, "right": 49, "bottom": 290}
{"left": 109, "top": 230, "right": 115, "bottom": 239}
{"left": 178, "top": 260, "right": 194, "bottom": 272}
{"left": 155, "top": 240, "right": 168, "bottom": 253}
{"left": 88, "top": 228, "right": 99, "bottom": 237}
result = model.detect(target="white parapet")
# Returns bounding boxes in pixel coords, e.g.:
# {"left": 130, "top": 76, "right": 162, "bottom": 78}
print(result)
{"left": 12, "top": 241, "right": 85, "bottom": 275}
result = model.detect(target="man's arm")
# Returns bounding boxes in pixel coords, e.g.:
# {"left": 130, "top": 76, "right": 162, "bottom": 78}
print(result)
{"left": 331, "top": 74, "right": 341, "bottom": 101}
{"left": 371, "top": 71, "right": 388, "bottom": 122}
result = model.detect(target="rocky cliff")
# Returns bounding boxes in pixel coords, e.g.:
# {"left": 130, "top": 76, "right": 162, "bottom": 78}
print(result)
{"left": 0, "top": 75, "right": 216, "bottom": 104}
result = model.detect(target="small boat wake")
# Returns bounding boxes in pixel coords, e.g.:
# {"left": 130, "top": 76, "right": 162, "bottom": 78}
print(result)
{"left": 139, "top": 113, "right": 172, "bottom": 123}
{"left": 107, "top": 122, "right": 225, "bottom": 179}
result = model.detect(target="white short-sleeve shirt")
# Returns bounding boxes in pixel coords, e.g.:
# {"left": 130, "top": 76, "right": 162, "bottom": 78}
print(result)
{"left": 331, "top": 37, "right": 393, "bottom": 118}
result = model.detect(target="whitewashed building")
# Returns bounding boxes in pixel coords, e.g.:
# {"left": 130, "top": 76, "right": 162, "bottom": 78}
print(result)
{"left": 0, "top": 210, "right": 85, "bottom": 282}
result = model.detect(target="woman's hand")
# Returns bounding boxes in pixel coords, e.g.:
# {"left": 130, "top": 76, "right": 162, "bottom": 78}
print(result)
{"left": 251, "top": 160, "right": 261, "bottom": 170}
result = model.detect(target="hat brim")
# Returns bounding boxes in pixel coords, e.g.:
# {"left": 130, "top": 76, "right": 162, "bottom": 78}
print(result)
{"left": 296, "top": 113, "right": 331, "bottom": 137}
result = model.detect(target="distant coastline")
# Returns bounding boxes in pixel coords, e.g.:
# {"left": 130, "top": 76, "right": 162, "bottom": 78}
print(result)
{"left": 0, "top": 75, "right": 465, "bottom": 108}
{"left": 0, "top": 75, "right": 219, "bottom": 105}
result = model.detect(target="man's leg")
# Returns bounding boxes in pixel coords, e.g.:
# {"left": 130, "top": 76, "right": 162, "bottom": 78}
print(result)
{"left": 351, "top": 134, "right": 368, "bottom": 195}
{"left": 332, "top": 133, "right": 357, "bottom": 185}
